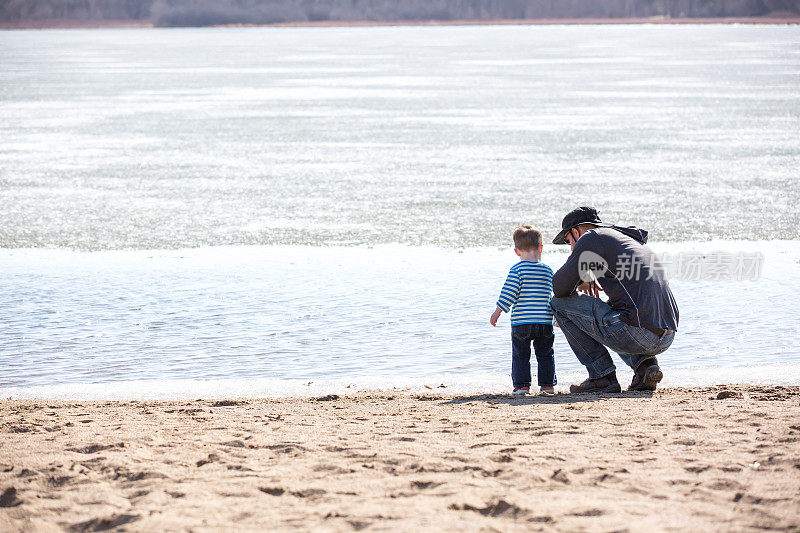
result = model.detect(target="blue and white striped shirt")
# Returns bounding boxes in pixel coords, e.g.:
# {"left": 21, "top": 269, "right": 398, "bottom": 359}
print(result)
{"left": 496, "top": 261, "right": 554, "bottom": 326}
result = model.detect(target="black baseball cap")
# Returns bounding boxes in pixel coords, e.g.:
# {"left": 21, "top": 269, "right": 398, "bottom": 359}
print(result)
{"left": 552, "top": 206, "right": 611, "bottom": 245}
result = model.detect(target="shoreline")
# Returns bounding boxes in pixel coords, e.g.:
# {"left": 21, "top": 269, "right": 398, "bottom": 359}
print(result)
{"left": 2, "top": 385, "right": 798, "bottom": 531}
{"left": 2, "top": 15, "right": 800, "bottom": 30}
{"left": 5, "top": 365, "right": 800, "bottom": 402}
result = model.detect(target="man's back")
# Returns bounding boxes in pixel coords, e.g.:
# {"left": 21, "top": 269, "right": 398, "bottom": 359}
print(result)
{"left": 552, "top": 227, "right": 679, "bottom": 331}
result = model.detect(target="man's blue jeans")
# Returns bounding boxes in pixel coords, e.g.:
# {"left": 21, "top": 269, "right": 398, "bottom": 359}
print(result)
{"left": 550, "top": 294, "right": 674, "bottom": 379}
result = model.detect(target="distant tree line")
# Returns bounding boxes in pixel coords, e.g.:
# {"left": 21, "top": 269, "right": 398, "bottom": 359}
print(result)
{"left": 2, "top": 0, "right": 798, "bottom": 25}
{"left": 0, "top": 0, "right": 154, "bottom": 21}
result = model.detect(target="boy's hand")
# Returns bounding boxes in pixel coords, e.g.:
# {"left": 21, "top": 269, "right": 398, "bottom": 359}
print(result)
{"left": 490, "top": 307, "right": 502, "bottom": 327}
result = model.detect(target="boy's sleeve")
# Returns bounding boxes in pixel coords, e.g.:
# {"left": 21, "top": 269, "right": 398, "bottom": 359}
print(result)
{"left": 496, "top": 269, "right": 521, "bottom": 313}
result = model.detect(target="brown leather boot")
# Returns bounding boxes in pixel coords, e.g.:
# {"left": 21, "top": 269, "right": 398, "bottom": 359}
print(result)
{"left": 569, "top": 373, "right": 622, "bottom": 393}
{"left": 628, "top": 358, "right": 662, "bottom": 391}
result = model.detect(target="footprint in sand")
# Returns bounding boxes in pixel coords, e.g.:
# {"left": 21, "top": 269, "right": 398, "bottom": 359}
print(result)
{"left": 109, "top": 467, "right": 167, "bottom": 482}
{"left": 570, "top": 508, "right": 605, "bottom": 517}
{"left": 550, "top": 469, "right": 570, "bottom": 484}
{"left": 449, "top": 499, "right": 533, "bottom": 519}
{"left": 46, "top": 475, "right": 75, "bottom": 488}
{"left": 0, "top": 487, "right": 23, "bottom": 508}
{"left": 290, "top": 488, "right": 326, "bottom": 499}
{"left": 226, "top": 464, "right": 254, "bottom": 472}
{"left": 708, "top": 479, "right": 747, "bottom": 491}
{"left": 67, "top": 443, "right": 124, "bottom": 454}
{"left": 410, "top": 481, "right": 443, "bottom": 490}
{"left": 69, "top": 513, "right": 140, "bottom": 532}
{"left": 312, "top": 464, "right": 351, "bottom": 474}
{"left": 264, "top": 444, "right": 308, "bottom": 456}
{"left": 595, "top": 473, "right": 621, "bottom": 483}
{"left": 196, "top": 453, "right": 220, "bottom": 467}
{"left": 220, "top": 440, "right": 247, "bottom": 448}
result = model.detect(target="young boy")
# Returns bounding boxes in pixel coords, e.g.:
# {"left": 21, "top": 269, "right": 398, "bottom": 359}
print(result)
{"left": 490, "top": 225, "right": 556, "bottom": 396}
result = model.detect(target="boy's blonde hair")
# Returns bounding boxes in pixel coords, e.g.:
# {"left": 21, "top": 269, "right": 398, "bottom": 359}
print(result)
{"left": 513, "top": 225, "right": 542, "bottom": 251}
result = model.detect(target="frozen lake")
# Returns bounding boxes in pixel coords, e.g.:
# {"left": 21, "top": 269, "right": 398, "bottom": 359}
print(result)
{"left": 0, "top": 25, "right": 798, "bottom": 398}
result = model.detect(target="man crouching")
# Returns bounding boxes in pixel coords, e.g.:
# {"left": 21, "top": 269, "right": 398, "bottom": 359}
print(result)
{"left": 550, "top": 207, "right": 679, "bottom": 393}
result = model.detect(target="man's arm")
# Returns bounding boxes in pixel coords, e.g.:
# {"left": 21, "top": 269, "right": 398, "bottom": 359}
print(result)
{"left": 552, "top": 255, "right": 580, "bottom": 297}
{"left": 552, "top": 234, "right": 597, "bottom": 297}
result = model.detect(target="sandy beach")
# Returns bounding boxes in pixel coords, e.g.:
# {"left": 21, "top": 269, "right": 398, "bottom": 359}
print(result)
{"left": 1, "top": 386, "right": 798, "bottom": 531}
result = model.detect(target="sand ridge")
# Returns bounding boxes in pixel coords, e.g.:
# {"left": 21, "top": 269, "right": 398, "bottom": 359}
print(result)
{"left": 1, "top": 386, "right": 799, "bottom": 531}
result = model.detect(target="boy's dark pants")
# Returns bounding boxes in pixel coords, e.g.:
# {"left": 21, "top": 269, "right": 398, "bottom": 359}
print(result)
{"left": 511, "top": 324, "right": 556, "bottom": 388}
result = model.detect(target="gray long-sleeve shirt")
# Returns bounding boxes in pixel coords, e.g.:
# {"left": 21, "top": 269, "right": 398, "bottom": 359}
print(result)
{"left": 552, "top": 227, "right": 679, "bottom": 331}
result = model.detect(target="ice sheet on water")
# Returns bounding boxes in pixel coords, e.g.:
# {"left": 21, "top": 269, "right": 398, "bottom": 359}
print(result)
{"left": 1, "top": 26, "right": 799, "bottom": 249}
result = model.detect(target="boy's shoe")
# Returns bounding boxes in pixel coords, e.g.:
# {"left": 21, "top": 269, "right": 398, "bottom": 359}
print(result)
{"left": 539, "top": 386, "right": 555, "bottom": 396}
{"left": 628, "top": 358, "right": 663, "bottom": 391}
{"left": 512, "top": 387, "right": 530, "bottom": 396}
{"left": 569, "top": 373, "right": 622, "bottom": 394}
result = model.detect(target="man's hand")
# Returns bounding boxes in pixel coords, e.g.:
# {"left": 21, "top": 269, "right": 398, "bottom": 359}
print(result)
{"left": 490, "top": 307, "right": 502, "bottom": 327}
{"left": 577, "top": 281, "right": 602, "bottom": 298}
